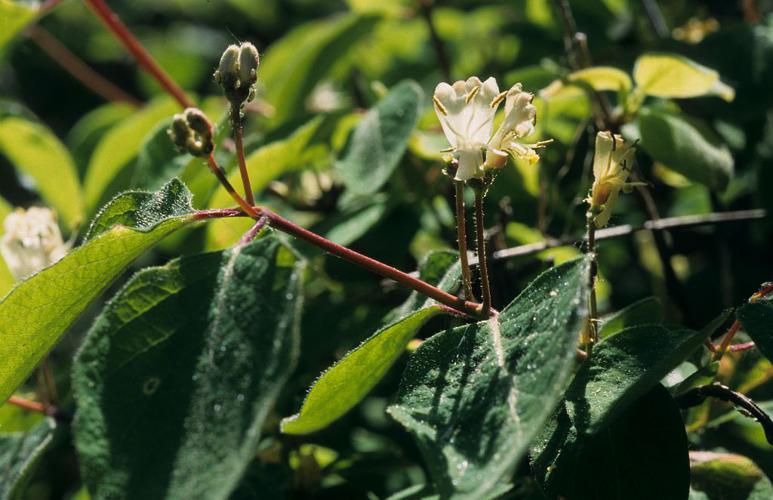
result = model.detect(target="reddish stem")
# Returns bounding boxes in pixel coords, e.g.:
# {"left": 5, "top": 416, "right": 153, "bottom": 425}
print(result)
{"left": 711, "top": 282, "right": 773, "bottom": 358}
{"left": 84, "top": 0, "right": 193, "bottom": 109}
{"left": 25, "top": 25, "right": 141, "bottom": 107}
{"left": 234, "top": 125, "right": 255, "bottom": 206}
{"left": 729, "top": 341, "right": 757, "bottom": 353}
{"left": 238, "top": 215, "right": 269, "bottom": 245}
{"left": 6, "top": 395, "right": 45, "bottom": 414}
{"left": 205, "top": 155, "right": 260, "bottom": 218}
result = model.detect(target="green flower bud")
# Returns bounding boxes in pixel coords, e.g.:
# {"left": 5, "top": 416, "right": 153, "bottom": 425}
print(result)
{"left": 214, "top": 42, "right": 260, "bottom": 106}
{"left": 166, "top": 108, "right": 214, "bottom": 157}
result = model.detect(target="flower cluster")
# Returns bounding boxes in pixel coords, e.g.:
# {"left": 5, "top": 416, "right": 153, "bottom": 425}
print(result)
{"left": 432, "top": 76, "right": 549, "bottom": 182}
{"left": 1, "top": 207, "right": 67, "bottom": 280}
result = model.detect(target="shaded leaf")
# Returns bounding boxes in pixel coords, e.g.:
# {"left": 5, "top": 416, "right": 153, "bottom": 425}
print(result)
{"left": 388, "top": 257, "right": 590, "bottom": 499}
{"left": 637, "top": 108, "right": 734, "bottom": 190}
{"left": 74, "top": 234, "right": 304, "bottom": 499}
{"left": 335, "top": 80, "right": 423, "bottom": 195}
{"left": 0, "top": 180, "right": 196, "bottom": 402}
{"left": 0, "top": 116, "right": 84, "bottom": 228}
{"left": 598, "top": 296, "right": 663, "bottom": 339}
{"left": 532, "top": 325, "right": 707, "bottom": 493}
{"left": 536, "top": 385, "right": 689, "bottom": 500}
{"left": 282, "top": 250, "right": 460, "bottom": 435}
{"left": 0, "top": 419, "right": 55, "bottom": 500}
{"left": 634, "top": 53, "right": 734, "bottom": 102}
{"left": 738, "top": 299, "right": 773, "bottom": 363}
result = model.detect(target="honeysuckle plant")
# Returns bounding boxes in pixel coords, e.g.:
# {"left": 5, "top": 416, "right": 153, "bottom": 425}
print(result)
{"left": 0, "top": 1, "right": 772, "bottom": 499}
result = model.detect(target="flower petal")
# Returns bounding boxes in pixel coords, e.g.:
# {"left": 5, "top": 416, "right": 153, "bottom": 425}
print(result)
{"left": 455, "top": 148, "right": 484, "bottom": 181}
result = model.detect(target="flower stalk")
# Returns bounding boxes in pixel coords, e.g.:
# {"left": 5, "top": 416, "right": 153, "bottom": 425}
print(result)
{"left": 585, "top": 208, "right": 599, "bottom": 346}
{"left": 454, "top": 181, "right": 475, "bottom": 301}
{"left": 473, "top": 186, "right": 492, "bottom": 316}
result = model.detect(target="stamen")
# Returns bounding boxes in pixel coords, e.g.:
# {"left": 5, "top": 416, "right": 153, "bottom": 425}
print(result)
{"left": 440, "top": 146, "right": 455, "bottom": 153}
{"left": 465, "top": 85, "right": 481, "bottom": 104}
{"left": 433, "top": 95, "right": 448, "bottom": 115}
{"left": 490, "top": 91, "right": 507, "bottom": 108}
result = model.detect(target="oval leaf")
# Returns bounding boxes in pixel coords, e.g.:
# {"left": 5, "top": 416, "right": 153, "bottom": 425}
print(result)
{"left": 568, "top": 66, "right": 632, "bottom": 93}
{"left": 598, "top": 296, "right": 663, "bottom": 339}
{"left": 0, "top": 180, "right": 196, "bottom": 402}
{"left": 335, "top": 80, "right": 423, "bottom": 195}
{"left": 633, "top": 53, "right": 735, "bottom": 102}
{"left": 73, "top": 234, "right": 304, "bottom": 499}
{"left": 637, "top": 108, "right": 734, "bottom": 190}
{"left": 0, "top": 0, "right": 37, "bottom": 53}
{"left": 388, "top": 257, "right": 590, "bottom": 499}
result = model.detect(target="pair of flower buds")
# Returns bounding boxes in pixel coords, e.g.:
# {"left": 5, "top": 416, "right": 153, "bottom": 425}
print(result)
{"left": 433, "top": 76, "right": 637, "bottom": 227}
{"left": 168, "top": 42, "right": 260, "bottom": 157}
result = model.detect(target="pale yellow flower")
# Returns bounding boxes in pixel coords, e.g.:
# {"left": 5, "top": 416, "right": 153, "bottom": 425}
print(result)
{"left": 588, "top": 131, "right": 638, "bottom": 227}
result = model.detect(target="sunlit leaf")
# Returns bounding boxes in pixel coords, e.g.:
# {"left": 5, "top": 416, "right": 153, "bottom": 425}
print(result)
{"left": 0, "top": 0, "right": 37, "bottom": 54}
{"left": 0, "top": 180, "right": 196, "bottom": 402}
{"left": 67, "top": 102, "right": 136, "bottom": 174}
{"left": 0, "top": 116, "right": 84, "bottom": 229}
{"left": 633, "top": 53, "right": 735, "bottom": 102}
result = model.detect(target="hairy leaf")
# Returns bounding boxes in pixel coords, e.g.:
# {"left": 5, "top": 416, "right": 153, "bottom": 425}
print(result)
{"left": 388, "top": 257, "right": 590, "bottom": 499}
{"left": 0, "top": 419, "right": 55, "bottom": 500}
{"left": 336, "top": 80, "right": 423, "bottom": 195}
{"left": 532, "top": 324, "right": 707, "bottom": 493}
{"left": 282, "top": 250, "right": 460, "bottom": 435}
{"left": 74, "top": 234, "right": 304, "bottom": 499}
{"left": 0, "top": 116, "right": 84, "bottom": 228}
{"left": 0, "top": 180, "right": 196, "bottom": 402}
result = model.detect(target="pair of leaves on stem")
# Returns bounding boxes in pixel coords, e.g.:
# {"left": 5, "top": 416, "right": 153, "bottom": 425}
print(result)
{"left": 284, "top": 254, "right": 593, "bottom": 499}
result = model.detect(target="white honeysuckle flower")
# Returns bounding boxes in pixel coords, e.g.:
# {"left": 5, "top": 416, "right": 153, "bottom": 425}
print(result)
{"left": 485, "top": 83, "right": 548, "bottom": 168}
{"left": 1, "top": 207, "right": 68, "bottom": 280}
{"left": 433, "top": 76, "right": 500, "bottom": 181}
{"left": 433, "top": 77, "right": 548, "bottom": 182}
{"left": 587, "top": 131, "right": 639, "bottom": 227}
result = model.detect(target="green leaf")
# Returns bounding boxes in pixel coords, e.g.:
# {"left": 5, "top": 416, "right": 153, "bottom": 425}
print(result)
{"left": 738, "top": 299, "right": 773, "bottom": 363}
{"left": 637, "top": 108, "right": 734, "bottom": 190}
{"left": 598, "top": 296, "right": 663, "bottom": 339}
{"left": 130, "top": 119, "right": 188, "bottom": 190}
{"left": 0, "top": 196, "right": 14, "bottom": 297}
{"left": 532, "top": 324, "right": 707, "bottom": 494}
{"left": 0, "top": 419, "right": 56, "bottom": 500}
{"left": 281, "top": 250, "right": 460, "bottom": 435}
{"left": 690, "top": 452, "right": 773, "bottom": 500}
{"left": 0, "top": 116, "right": 84, "bottom": 229}
{"left": 633, "top": 53, "right": 735, "bottom": 102}
{"left": 83, "top": 96, "right": 179, "bottom": 212}
{"left": 0, "top": 0, "right": 37, "bottom": 54}
{"left": 73, "top": 234, "right": 304, "bottom": 499}
{"left": 335, "top": 80, "right": 423, "bottom": 195}
{"left": 67, "top": 102, "right": 136, "bottom": 175}
{"left": 536, "top": 385, "right": 690, "bottom": 500}
{"left": 0, "top": 399, "right": 43, "bottom": 433}
{"left": 568, "top": 66, "right": 632, "bottom": 92}
{"left": 260, "top": 13, "right": 379, "bottom": 125}
{"left": 388, "top": 257, "right": 590, "bottom": 499}
{"left": 0, "top": 180, "right": 196, "bottom": 403}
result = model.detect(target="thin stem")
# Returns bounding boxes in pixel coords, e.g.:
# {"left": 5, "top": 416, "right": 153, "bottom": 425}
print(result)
{"left": 473, "top": 188, "right": 492, "bottom": 316}
{"left": 25, "top": 25, "right": 140, "bottom": 107}
{"left": 238, "top": 215, "right": 269, "bottom": 245}
{"left": 711, "top": 282, "right": 773, "bottom": 359}
{"left": 84, "top": 0, "right": 193, "bottom": 109}
{"left": 194, "top": 207, "right": 486, "bottom": 318}
{"left": 640, "top": 0, "right": 669, "bottom": 38}
{"left": 418, "top": 0, "right": 452, "bottom": 81}
{"left": 454, "top": 182, "right": 475, "bottom": 301}
{"left": 6, "top": 395, "right": 46, "bottom": 414}
{"left": 205, "top": 155, "right": 260, "bottom": 218}
{"left": 586, "top": 211, "right": 599, "bottom": 345}
{"left": 232, "top": 107, "right": 255, "bottom": 206}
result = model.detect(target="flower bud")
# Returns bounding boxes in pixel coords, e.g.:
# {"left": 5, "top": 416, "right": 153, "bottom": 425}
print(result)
{"left": 214, "top": 42, "right": 260, "bottom": 106}
{"left": 167, "top": 108, "right": 214, "bottom": 157}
